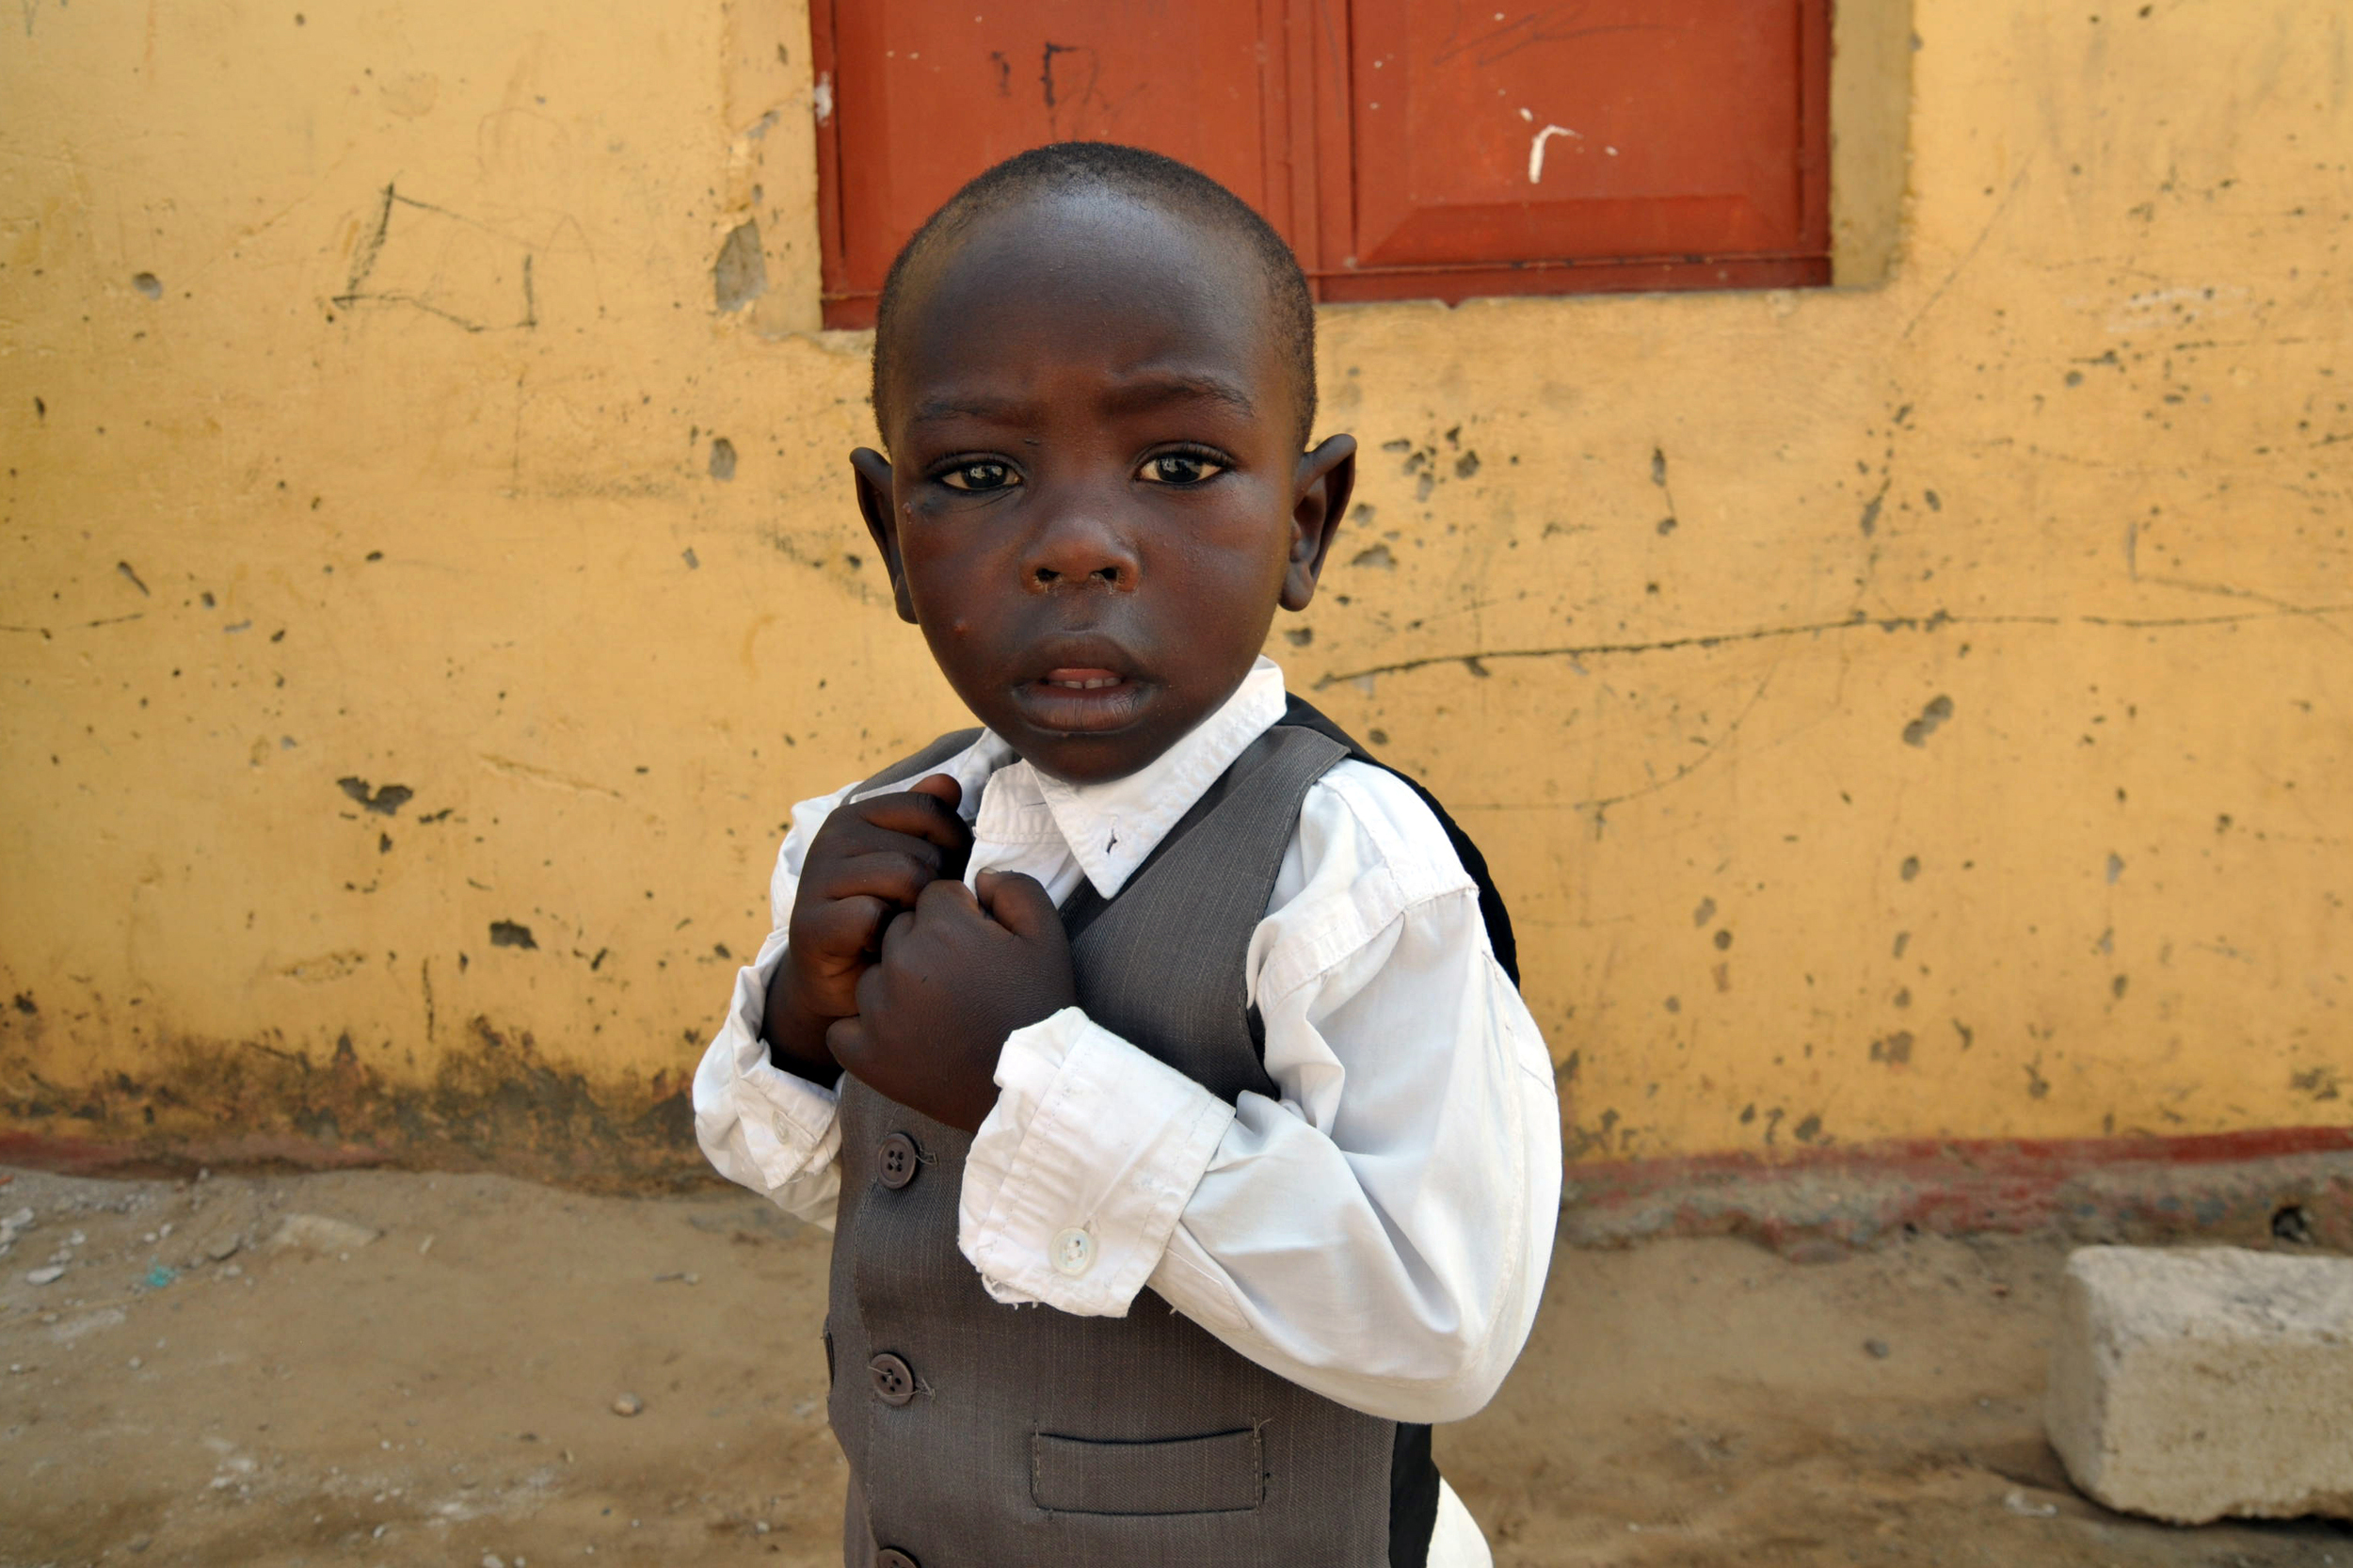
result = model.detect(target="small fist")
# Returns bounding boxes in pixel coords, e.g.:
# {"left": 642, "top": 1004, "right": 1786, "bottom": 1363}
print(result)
{"left": 828, "top": 870, "right": 1075, "bottom": 1131}
{"left": 761, "top": 775, "right": 970, "bottom": 1082}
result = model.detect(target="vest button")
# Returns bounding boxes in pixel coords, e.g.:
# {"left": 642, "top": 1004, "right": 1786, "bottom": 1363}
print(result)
{"left": 876, "top": 1551, "right": 920, "bottom": 1568}
{"left": 876, "top": 1131, "right": 920, "bottom": 1190}
{"left": 869, "top": 1352, "right": 916, "bottom": 1406}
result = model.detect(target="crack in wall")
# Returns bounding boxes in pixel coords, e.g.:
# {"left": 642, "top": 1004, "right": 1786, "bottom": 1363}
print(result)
{"left": 1314, "top": 602, "right": 2353, "bottom": 690}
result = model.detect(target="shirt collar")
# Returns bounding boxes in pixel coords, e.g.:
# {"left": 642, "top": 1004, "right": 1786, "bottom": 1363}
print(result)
{"left": 967, "top": 657, "right": 1289, "bottom": 901}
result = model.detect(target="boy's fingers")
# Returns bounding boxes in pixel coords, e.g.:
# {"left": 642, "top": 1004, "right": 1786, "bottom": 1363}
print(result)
{"left": 854, "top": 952, "right": 893, "bottom": 1016}
{"left": 905, "top": 773, "right": 962, "bottom": 810}
{"left": 821, "top": 850, "right": 939, "bottom": 911}
{"left": 975, "top": 870, "right": 1060, "bottom": 940}
{"left": 852, "top": 791, "right": 971, "bottom": 855}
{"left": 874, "top": 907, "right": 918, "bottom": 961}
{"left": 824, "top": 1015, "right": 870, "bottom": 1066}
{"left": 914, "top": 876, "right": 981, "bottom": 919}
{"left": 801, "top": 894, "right": 894, "bottom": 961}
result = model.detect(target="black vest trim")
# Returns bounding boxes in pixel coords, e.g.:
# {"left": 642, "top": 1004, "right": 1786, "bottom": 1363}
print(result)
{"left": 1277, "top": 695, "right": 1520, "bottom": 987}
{"left": 1277, "top": 696, "right": 1518, "bottom": 1568}
{"left": 1387, "top": 1421, "right": 1443, "bottom": 1568}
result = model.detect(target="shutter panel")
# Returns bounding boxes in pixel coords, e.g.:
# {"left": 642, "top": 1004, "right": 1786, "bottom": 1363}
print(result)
{"left": 1309, "top": 0, "right": 1830, "bottom": 300}
{"left": 814, "top": 0, "right": 1290, "bottom": 327}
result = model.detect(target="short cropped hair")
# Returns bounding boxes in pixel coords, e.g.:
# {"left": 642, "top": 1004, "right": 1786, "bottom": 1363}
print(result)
{"left": 871, "top": 142, "right": 1318, "bottom": 449}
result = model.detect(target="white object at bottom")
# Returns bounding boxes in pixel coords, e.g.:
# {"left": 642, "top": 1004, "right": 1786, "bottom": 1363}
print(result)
{"left": 1428, "top": 1477, "right": 1492, "bottom": 1567}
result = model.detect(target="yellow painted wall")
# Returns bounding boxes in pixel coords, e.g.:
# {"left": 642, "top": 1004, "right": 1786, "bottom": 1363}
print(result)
{"left": 3, "top": 0, "right": 2346, "bottom": 1176}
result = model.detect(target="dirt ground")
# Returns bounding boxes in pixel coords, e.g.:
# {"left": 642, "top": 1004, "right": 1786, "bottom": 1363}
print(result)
{"left": 1, "top": 1164, "right": 2346, "bottom": 1568}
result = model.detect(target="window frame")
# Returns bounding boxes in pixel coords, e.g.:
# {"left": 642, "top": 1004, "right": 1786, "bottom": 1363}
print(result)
{"left": 807, "top": 0, "right": 1835, "bottom": 328}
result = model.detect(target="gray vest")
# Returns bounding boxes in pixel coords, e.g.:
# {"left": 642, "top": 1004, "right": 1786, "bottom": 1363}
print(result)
{"left": 824, "top": 720, "right": 1410, "bottom": 1568}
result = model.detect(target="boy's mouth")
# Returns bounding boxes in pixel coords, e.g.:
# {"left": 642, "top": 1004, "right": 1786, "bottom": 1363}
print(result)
{"left": 1015, "top": 664, "right": 1150, "bottom": 734}
{"left": 1041, "top": 666, "right": 1125, "bottom": 691}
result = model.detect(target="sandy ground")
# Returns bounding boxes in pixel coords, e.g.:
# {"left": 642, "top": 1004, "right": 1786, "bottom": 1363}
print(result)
{"left": 1, "top": 1164, "right": 2346, "bottom": 1568}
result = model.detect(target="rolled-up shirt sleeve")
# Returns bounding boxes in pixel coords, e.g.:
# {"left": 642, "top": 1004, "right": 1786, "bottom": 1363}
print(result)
{"left": 955, "top": 763, "right": 1563, "bottom": 1427}
{"left": 959, "top": 1007, "right": 1237, "bottom": 1313}
{"left": 692, "top": 782, "right": 856, "bottom": 1231}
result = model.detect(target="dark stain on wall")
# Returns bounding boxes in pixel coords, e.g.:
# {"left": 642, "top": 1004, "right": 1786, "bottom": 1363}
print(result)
{"left": 0, "top": 1019, "right": 703, "bottom": 1190}
{"left": 336, "top": 777, "right": 414, "bottom": 815}
{"left": 712, "top": 221, "right": 767, "bottom": 312}
{"left": 488, "top": 920, "right": 538, "bottom": 950}
{"left": 1901, "top": 694, "right": 1956, "bottom": 746}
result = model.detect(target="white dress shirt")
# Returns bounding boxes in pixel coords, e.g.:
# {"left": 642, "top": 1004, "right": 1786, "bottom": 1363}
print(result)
{"left": 694, "top": 658, "right": 1561, "bottom": 1566}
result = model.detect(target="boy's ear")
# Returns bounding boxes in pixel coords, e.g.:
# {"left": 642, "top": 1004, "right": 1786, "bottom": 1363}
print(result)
{"left": 850, "top": 447, "right": 920, "bottom": 624}
{"left": 1280, "top": 434, "right": 1357, "bottom": 613}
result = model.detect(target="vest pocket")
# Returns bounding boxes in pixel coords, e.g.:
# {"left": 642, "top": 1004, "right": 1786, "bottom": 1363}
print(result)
{"left": 1029, "top": 1428, "right": 1265, "bottom": 1516}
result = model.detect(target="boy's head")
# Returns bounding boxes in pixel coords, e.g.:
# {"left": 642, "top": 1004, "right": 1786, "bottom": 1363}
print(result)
{"left": 851, "top": 143, "right": 1355, "bottom": 786}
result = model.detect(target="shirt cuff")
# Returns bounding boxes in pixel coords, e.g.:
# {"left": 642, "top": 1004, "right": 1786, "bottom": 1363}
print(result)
{"left": 958, "top": 1006, "right": 1235, "bottom": 1316}
{"left": 691, "top": 927, "right": 843, "bottom": 1199}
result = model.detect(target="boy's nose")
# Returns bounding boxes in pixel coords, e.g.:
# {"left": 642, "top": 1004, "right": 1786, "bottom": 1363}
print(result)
{"left": 1023, "top": 504, "right": 1138, "bottom": 591}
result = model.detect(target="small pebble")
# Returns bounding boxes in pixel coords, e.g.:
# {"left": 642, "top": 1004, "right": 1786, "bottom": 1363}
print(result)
{"left": 611, "top": 1392, "right": 645, "bottom": 1417}
{"left": 1864, "top": 1338, "right": 1891, "bottom": 1359}
{"left": 25, "top": 1265, "right": 64, "bottom": 1286}
{"left": 483, "top": 1555, "right": 505, "bottom": 1568}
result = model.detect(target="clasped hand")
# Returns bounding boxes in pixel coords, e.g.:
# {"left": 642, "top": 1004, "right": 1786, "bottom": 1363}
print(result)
{"left": 763, "top": 774, "right": 1075, "bottom": 1131}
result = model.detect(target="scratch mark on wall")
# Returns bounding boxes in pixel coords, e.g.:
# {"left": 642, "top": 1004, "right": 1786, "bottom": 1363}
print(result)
{"left": 332, "top": 182, "right": 543, "bottom": 333}
{"left": 1527, "top": 123, "right": 1581, "bottom": 184}
{"left": 0, "top": 613, "right": 147, "bottom": 637}
{"left": 1650, "top": 444, "right": 1681, "bottom": 533}
{"left": 477, "top": 754, "right": 623, "bottom": 800}
{"left": 1576, "top": 664, "right": 1778, "bottom": 823}
{"left": 1038, "top": 41, "right": 1102, "bottom": 136}
{"left": 2133, "top": 571, "right": 2353, "bottom": 645}
{"left": 115, "top": 561, "right": 150, "bottom": 596}
{"left": 1902, "top": 159, "right": 2034, "bottom": 340}
{"left": 277, "top": 951, "right": 366, "bottom": 984}
{"left": 1435, "top": 15, "right": 1671, "bottom": 70}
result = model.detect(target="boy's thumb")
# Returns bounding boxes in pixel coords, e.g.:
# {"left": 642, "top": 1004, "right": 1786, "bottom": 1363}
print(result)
{"left": 907, "top": 772, "right": 962, "bottom": 809}
{"left": 975, "top": 870, "right": 1059, "bottom": 939}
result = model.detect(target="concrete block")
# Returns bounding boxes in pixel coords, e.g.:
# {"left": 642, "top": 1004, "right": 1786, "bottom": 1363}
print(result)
{"left": 2045, "top": 1245, "right": 2353, "bottom": 1524}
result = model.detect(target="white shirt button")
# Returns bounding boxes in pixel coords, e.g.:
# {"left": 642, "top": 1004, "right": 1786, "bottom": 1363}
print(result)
{"left": 1051, "top": 1226, "right": 1095, "bottom": 1277}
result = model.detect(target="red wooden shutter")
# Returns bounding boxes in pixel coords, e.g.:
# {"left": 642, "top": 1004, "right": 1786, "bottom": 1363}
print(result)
{"left": 808, "top": 1, "right": 1830, "bottom": 327}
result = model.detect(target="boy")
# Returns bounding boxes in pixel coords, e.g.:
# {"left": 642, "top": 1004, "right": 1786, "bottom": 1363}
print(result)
{"left": 696, "top": 143, "right": 1561, "bottom": 1567}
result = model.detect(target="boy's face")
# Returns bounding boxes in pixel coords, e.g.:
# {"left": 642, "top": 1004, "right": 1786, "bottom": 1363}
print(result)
{"left": 853, "top": 192, "right": 1354, "bottom": 785}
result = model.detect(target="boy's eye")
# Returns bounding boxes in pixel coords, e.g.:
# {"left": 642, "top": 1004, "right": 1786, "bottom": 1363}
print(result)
{"left": 938, "top": 460, "right": 1019, "bottom": 492}
{"left": 1137, "top": 452, "right": 1227, "bottom": 487}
